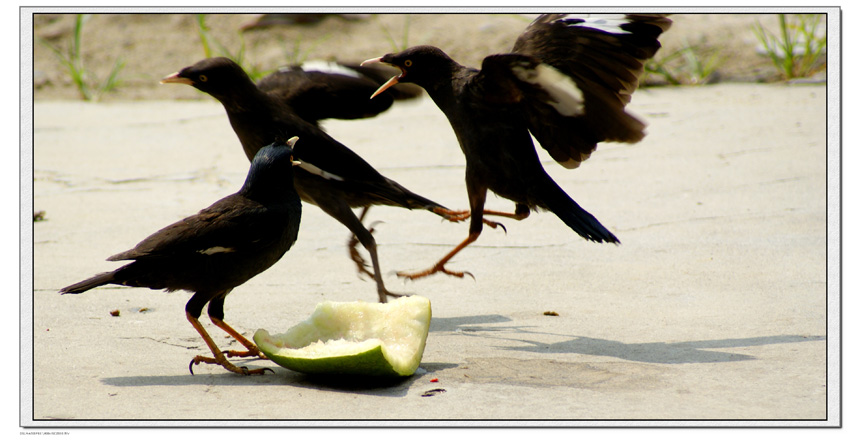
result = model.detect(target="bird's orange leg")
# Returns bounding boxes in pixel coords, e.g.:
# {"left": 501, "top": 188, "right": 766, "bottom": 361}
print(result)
{"left": 210, "top": 316, "right": 267, "bottom": 360}
{"left": 396, "top": 231, "right": 481, "bottom": 280}
{"left": 433, "top": 205, "right": 530, "bottom": 223}
{"left": 186, "top": 312, "right": 272, "bottom": 375}
{"left": 399, "top": 183, "right": 514, "bottom": 281}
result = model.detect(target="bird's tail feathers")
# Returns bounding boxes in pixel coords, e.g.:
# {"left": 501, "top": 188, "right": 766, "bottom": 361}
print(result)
{"left": 541, "top": 181, "right": 619, "bottom": 244}
{"left": 59, "top": 271, "right": 116, "bottom": 294}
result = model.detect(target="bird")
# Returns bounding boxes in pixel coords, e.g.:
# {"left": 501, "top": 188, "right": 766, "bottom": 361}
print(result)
{"left": 361, "top": 14, "right": 672, "bottom": 279}
{"left": 161, "top": 57, "right": 469, "bottom": 302}
{"left": 60, "top": 138, "right": 303, "bottom": 376}
{"left": 240, "top": 13, "right": 371, "bottom": 31}
{"left": 255, "top": 60, "right": 423, "bottom": 125}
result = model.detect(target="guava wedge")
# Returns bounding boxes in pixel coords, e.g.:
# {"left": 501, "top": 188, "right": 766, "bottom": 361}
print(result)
{"left": 253, "top": 295, "right": 431, "bottom": 376}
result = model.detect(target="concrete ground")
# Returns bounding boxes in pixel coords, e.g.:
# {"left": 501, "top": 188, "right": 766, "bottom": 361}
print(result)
{"left": 26, "top": 83, "right": 835, "bottom": 427}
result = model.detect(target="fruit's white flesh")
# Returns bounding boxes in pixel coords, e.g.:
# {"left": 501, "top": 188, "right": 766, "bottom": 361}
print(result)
{"left": 254, "top": 296, "right": 431, "bottom": 376}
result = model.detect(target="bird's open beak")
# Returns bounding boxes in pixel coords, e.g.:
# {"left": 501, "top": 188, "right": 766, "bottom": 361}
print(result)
{"left": 160, "top": 72, "right": 193, "bottom": 85}
{"left": 361, "top": 57, "right": 403, "bottom": 99}
{"left": 286, "top": 136, "right": 301, "bottom": 166}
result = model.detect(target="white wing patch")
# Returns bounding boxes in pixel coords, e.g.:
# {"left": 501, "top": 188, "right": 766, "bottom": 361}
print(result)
{"left": 280, "top": 61, "right": 361, "bottom": 78}
{"left": 512, "top": 63, "right": 585, "bottom": 117}
{"left": 558, "top": 14, "right": 632, "bottom": 35}
{"left": 198, "top": 246, "right": 236, "bottom": 255}
{"left": 296, "top": 161, "right": 345, "bottom": 182}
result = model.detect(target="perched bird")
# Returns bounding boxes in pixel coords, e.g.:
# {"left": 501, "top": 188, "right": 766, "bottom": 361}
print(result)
{"left": 60, "top": 138, "right": 303, "bottom": 375}
{"left": 161, "top": 57, "right": 460, "bottom": 302}
{"left": 362, "top": 14, "right": 671, "bottom": 279}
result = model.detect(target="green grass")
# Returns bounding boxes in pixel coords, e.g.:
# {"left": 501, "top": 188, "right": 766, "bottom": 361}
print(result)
{"left": 196, "top": 14, "right": 333, "bottom": 74}
{"left": 195, "top": 14, "right": 270, "bottom": 81}
{"left": 752, "top": 14, "right": 827, "bottom": 80}
{"left": 644, "top": 42, "right": 725, "bottom": 86}
{"left": 279, "top": 33, "right": 332, "bottom": 66}
{"left": 378, "top": 15, "right": 412, "bottom": 52}
{"left": 37, "top": 14, "right": 125, "bottom": 101}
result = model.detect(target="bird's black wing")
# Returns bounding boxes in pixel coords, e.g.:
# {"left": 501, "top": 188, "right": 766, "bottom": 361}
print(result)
{"left": 514, "top": 14, "right": 671, "bottom": 106}
{"left": 477, "top": 14, "right": 671, "bottom": 169}
{"left": 257, "top": 62, "right": 420, "bottom": 124}
{"left": 107, "top": 195, "right": 289, "bottom": 262}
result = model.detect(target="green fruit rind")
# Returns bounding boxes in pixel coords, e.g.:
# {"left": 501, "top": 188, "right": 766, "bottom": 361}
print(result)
{"left": 253, "top": 295, "right": 431, "bottom": 376}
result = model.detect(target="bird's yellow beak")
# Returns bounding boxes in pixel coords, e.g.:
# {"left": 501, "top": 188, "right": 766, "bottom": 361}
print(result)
{"left": 361, "top": 57, "right": 403, "bottom": 99}
{"left": 160, "top": 72, "right": 193, "bottom": 85}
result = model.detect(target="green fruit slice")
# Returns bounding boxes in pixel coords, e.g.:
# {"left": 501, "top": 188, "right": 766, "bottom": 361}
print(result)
{"left": 253, "top": 295, "right": 431, "bottom": 376}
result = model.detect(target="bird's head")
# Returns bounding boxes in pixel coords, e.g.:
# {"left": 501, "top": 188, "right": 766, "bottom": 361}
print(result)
{"left": 161, "top": 57, "right": 255, "bottom": 100}
{"left": 242, "top": 136, "right": 302, "bottom": 198}
{"left": 253, "top": 136, "right": 302, "bottom": 168}
{"left": 361, "top": 45, "right": 455, "bottom": 98}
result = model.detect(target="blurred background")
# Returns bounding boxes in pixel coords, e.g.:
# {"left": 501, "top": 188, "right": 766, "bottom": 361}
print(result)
{"left": 31, "top": 13, "right": 828, "bottom": 102}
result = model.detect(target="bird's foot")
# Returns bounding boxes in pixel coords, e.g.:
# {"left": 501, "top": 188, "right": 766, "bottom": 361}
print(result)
{"left": 223, "top": 346, "right": 268, "bottom": 360}
{"left": 188, "top": 354, "right": 274, "bottom": 376}
{"left": 435, "top": 208, "right": 471, "bottom": 223}
{"left": 433, "top": 208, "right": 506, "bottom": 232}
{"left": 397, "top": 264, "right": 474, "bottom": 281}
{"left": 482, "top": 218, "right": 506, "bottom": 233}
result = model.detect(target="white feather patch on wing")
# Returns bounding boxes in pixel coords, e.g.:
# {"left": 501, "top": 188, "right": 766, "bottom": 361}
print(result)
{"left": 280, "top": 61, "right": 361, "bottom": 78}
{"left": 296, "top": 161, "right": 345, "bottom": 182}
{"left": 559, "top": 14, "right": 632, "bottom": 35}
{"left": 512, "top": 63, "right": 585, "bottom": 117}
{"left": 198, "top": 246, "right": 236, "bottom": 255}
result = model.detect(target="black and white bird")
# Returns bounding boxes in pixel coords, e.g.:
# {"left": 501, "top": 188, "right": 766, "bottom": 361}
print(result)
{"left": 162, "top": 57, "right": 456, "bottom": 303}
{"left": 256, "top": 60, "right": 423, "bottom": 124}
{"left": 361, "top": 14, "right": 671, "bottom": 279}
{"left": 60, "top": 138, "right": 303, "bottom": 375}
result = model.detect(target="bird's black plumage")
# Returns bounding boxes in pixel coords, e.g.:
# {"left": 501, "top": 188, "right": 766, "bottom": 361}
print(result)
{"left": 60, "top": 138, "right": 303, "bottom": 375}
{"left": 162, "top": 57, "right": 452, "bottom": 302}
{"left": 256, "top": 60, "right": 422, "bottom": 124}
{"left": 362, "top": 14, "right": 671, "bottom": 279}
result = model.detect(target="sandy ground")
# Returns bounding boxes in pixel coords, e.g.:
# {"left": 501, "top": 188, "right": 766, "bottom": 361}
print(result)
{"left": 29, "top": 85, "right": 833, "bottom": 424}
{"left": 23, "top": 9, "right": 841, "bottom": 432}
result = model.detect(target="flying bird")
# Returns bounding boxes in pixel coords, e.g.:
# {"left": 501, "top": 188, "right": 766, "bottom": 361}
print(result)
{"left": 362, "top": 14, "right": 671, "bottom": 279}
{"left": 60, "top": 138, "right": 303, "bottom": 375}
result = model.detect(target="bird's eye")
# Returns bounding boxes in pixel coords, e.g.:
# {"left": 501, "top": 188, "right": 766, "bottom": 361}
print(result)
{"left": 199, "top": 74, "right": 208, "bottom": 82}
{"left": 404, "top": 60, "right": 413, "bottom": 67}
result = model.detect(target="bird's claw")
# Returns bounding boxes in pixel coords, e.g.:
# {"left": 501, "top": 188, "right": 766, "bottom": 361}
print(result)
{"left": 437, "top": 209, "right": 471, "bottom": 223}
{"left": 189, "top": 355, "right": 273, "bottom": 376}
{"left": 222, "top": 348, "right": 268, "bottom": 360}
{"left": 397, "top": 265, "right": 475, "bottom": 281}
{"left": 485, "top": 219, "right": 506, "bottom": 233}
{"left": 435, "top": 208, "right": 505, "bottom": 231}
{"left": 237, "top": 366, "right": 276, "bottom": 375}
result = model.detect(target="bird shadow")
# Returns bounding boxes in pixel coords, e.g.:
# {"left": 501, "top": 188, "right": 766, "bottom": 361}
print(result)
{"left": 431, "top": 315, "right": 825, "bottom": 364}
{"left": 100, "top": 361, "right": 458, "bottom": 397}
{"left": 505, "top": 333, "right": 825, "bottom": 364}
{"left": 430, "top": 314, "right": 513, "bottom": 331}
{"left": 99, "top": 314, "right": 823, "bottom": 393}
